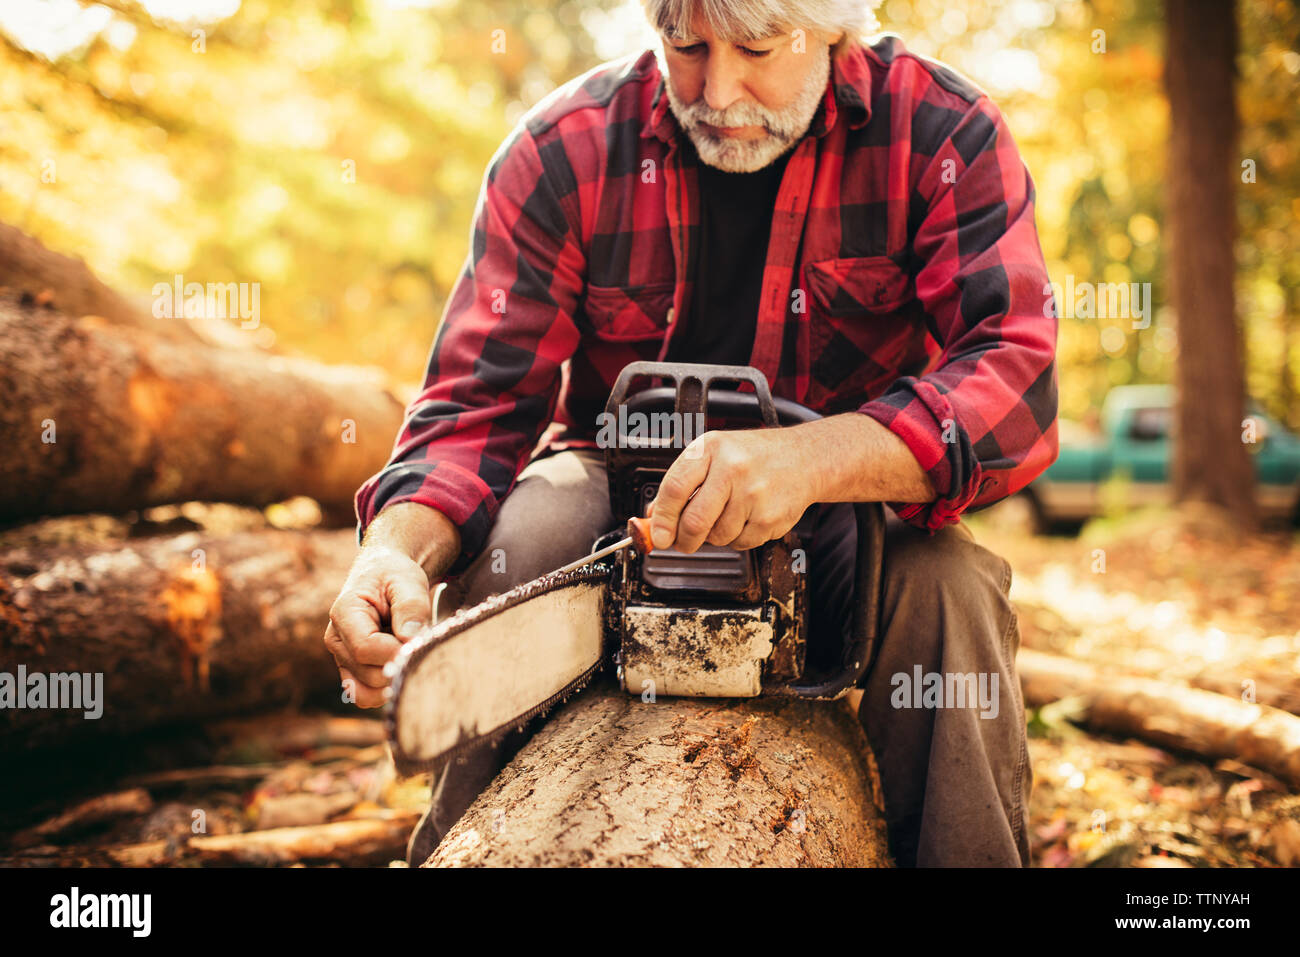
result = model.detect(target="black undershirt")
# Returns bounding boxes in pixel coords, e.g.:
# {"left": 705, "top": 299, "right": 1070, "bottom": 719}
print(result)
{"left": 668, "top": 147, "right": 792, "bottom": 367}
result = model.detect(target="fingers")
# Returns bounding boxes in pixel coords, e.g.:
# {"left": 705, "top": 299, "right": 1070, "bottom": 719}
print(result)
{"left": 650, "top": 437, "right": 713, "bottom": 549}
{"left": 339, "top": 667, "right": 387, "bottom": 709}
{"left": 323, "top": 620, "right": 391, "bottom": 688}
{"left": 325, "top": 550, "right": 433, "bottom": 713}
{"left": 705, "top": 496, "right": 750, "bottom": 547}
{"left": 386, "top": 574, "right": 433, "bottom": 641}
{"left": 730, "top": 507, "right": 801, "bottom": 551}
{"left": 730, "top": 520, "right": 775, "bottom": 551}
{"left": 329, "top": 595, "right": 381, "bottom": 659}
{"left": 674, "top": 471, "right": 732, "bottom": 553}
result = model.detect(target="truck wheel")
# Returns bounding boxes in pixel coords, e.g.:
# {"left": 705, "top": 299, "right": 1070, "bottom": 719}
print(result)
{"left": 984, "top": 490, "right": 1045, "bottom": 537}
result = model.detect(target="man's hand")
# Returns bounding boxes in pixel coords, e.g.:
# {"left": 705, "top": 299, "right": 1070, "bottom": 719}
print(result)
{"left": 325, "top": 546, "right": 432, "bottom": 709}
{"left": 648, "top": 413, "right": 937, "bottom": 553}
{"left": 324, "top": 502, "right": 461, "bottom": 708}
{"left": 649, "top": 428, "right": 820, "bottom": 553}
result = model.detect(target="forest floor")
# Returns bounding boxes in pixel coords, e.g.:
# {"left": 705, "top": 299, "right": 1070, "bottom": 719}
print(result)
{"left": 3, "top": 504, "right": 1298, "bottom": 868}
{"left": 968, "top": 502, "right": 1300, "bottom": 868}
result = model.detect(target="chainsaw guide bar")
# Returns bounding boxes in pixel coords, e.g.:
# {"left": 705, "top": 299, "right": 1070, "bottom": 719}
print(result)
{"left": 385, "top": 561, "right": 614, "bottom": 776}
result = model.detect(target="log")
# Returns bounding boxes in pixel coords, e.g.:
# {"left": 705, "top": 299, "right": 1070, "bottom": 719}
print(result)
{"left": 425, "top": 681, "right": 893, "bottom": 867}
{"left": 1017, "top": 648, "right": 1300, "bottom": 787}
{"left": 188, "top": 813, "right": 420, "bottom": 866}
{"left": 11, "top": 788, "right": 154, "bottom": 848}
{"left": 0, "top": 292, "right": 404, "bottom": 521}
{"left": 0, "top": 222, "right": 192, "bottom": 341}
{"left": 0, "top": 527, "right": 356, "bottom": 751}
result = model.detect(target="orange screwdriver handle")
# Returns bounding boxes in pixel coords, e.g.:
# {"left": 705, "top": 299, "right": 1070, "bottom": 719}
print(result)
{"left": 626, "top": 516, "right": 655, "bottom": 556}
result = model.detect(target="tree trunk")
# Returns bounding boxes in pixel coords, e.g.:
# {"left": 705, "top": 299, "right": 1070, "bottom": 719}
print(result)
{"left": 0, "top": 292, "right": 404, "bottom": 522}
{"left": 425, "top": 680, "right": 893, "bottom": 867}
{"left": 0, "top": 222, "right": 191, "bottom": 341}
{"left": 1018, "top": 649, "right": 1300, "bottom": 787}
{"left": 0, "top": 527, "right": 355, "bottom": 751}
{"left": 1164, "top": 0, "right": 1254, "bottom": 523}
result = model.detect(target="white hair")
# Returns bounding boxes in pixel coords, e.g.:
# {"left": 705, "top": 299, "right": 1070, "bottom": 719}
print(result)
{"left": 640, "top": 0, "right": 882, "bottom": 58}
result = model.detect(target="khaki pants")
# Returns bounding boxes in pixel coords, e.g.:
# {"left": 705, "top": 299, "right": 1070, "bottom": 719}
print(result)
{"left": 407, "top": 449, "right": 1031, "bottom": 867}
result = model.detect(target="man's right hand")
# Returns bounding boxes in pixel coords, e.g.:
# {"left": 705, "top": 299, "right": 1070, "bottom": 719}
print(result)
{"left": 326, "top": 546, "right": 432, "bottom": 708}
{"left": 325, "top": 503, "right": 461, "bottom": 708}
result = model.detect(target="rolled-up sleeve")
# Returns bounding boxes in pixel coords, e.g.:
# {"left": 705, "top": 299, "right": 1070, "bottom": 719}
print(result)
{"left": 355, "top": 122, "right": 586, "bottom": 573}
{"left": 858, "top": 96, "right": 1059, "bottom": 531}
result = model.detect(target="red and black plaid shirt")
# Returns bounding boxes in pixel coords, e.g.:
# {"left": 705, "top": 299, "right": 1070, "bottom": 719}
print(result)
{"left": 357, "top": 36, "right": 1059, "bottom": 573}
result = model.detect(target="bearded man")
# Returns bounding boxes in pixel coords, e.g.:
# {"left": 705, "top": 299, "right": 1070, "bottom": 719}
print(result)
{"left": 325, "top": 0, "right": 1058, "bottom": 868}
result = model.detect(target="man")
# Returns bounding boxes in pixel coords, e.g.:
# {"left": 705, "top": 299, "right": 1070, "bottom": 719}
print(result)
{"left": 325, "top": 0, "right": 1058, "bottom": 867}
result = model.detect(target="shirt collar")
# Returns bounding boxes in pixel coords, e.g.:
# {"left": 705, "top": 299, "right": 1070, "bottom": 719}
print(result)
{"left": 640, "top": 42, "right": 873, "bottom": 145}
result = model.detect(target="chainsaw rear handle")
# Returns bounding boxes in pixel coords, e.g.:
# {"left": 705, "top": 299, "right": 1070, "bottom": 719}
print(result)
{"left": 605, "top": 361, "right": 885, "bottom": 701}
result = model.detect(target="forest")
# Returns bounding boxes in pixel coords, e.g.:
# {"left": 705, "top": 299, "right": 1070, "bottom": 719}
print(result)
{"left": 0, "top": 0, "right": 1297, "bottom": 877}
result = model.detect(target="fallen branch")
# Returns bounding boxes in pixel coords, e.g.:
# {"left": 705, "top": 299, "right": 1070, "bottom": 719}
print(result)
{"left": 205, "top": 714, "right": 386, "bottom": 762}
{"left": 1018, "top": 648, "right": 1300, "bottom": 788}
{"left": 11, "top": 788, "right": 153, "bottom": 848}
{"left": 188, "top": 814, "right": 420, "bottom": 866}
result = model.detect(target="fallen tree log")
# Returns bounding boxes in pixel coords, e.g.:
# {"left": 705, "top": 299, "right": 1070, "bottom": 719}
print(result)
{"left": 425, "top": 681, "right": 892, "bottom": 867}
{"left": 0, "top": 527, "right": 355, "bottom": 751}
{"left": 1017, "top": 648, "right": 1300, "bottom": 788}
{"left": 0, "top": 292, "right": 404, "bottom": 521}
{"left": 0, "top": 222, "right": 193, "bottom": 342}
{"left": 1189, "top": 669, "right": 1300, "bottom": 718}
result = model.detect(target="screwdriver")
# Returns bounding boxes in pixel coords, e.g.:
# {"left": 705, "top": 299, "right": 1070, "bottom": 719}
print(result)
{"left": 553, "top": 516, "right": 656, "bottom": 575}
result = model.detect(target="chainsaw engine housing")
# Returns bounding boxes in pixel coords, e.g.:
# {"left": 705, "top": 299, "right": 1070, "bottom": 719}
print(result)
{"left": 601, "top": 363, "right": 807, "bottom": 698}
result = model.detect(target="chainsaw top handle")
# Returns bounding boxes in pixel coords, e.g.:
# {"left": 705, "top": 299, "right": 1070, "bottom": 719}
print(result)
{"left": 602, "top": 360, "right": 884, "bottom": 701}
{"left": 605, "top": 361, "right": 781, "bottom": 427}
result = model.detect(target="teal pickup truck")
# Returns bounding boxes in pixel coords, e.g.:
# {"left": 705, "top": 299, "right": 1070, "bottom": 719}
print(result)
{"left": 1006, "top": 385, "right": 1300, "bottom": 530}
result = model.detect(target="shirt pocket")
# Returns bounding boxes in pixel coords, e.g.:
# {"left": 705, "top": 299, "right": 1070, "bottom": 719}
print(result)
{"left": 801, "top": 256, "right": 919, "bottom": 410}
{"left": 581, "top": 281, "right": 676, "bottom": 341}
{"left": 802, "top": 255, "right": 911, "bottom": 318}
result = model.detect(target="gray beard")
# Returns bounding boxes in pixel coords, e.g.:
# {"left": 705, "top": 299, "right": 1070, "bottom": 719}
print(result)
{"left": 660, "top": 44, "right": 832, "bottom": 173}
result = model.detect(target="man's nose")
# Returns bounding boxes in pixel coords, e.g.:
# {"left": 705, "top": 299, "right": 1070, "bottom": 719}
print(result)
{"left": 702, "top": 54, "right": 745, "bottom": 113}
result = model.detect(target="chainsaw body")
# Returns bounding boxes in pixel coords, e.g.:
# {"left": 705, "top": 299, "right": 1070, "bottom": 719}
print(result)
{"left": 599, "top": 361, "right": 884, "bottom": 701}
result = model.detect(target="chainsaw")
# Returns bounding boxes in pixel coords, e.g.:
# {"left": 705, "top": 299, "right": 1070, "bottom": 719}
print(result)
{"left": 385, "top": 361, "right": 885, "bottom": 776}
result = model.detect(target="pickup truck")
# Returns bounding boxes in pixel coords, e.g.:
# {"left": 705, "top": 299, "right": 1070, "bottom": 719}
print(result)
{"left": 1003, "top": 385, "right": 1300, "bottom": 531}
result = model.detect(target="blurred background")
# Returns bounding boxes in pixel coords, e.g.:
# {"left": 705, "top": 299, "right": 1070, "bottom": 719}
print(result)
{"left": 0, "top": 0, "right": 1297, "bottom": 869}
{"left": 1, "top": 0, "right": 1293, "bottom": 410}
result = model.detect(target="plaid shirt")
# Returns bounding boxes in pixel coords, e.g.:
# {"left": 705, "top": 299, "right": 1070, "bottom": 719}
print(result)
{"left": 357, "top": 36, "right": 1059, "bottom": 574}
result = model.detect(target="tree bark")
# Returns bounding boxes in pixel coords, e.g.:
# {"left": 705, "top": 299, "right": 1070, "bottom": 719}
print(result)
{"left": 1164, "top": 0, "right": 1255, "bottom": 523}
{"left": 0, "top": 527, "right": 356, "bottom": 751}
{"left": 1018, "top": 648, "right": 1300, "bottom": 787}
{"left": 0, "top": 222, "right": 198, "bottom": 342}
{"left": 0, "top": 292, "right": 404, "bottom": 521}
{"left": 425, "top": 681, "right": 893, "bottom": 867}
